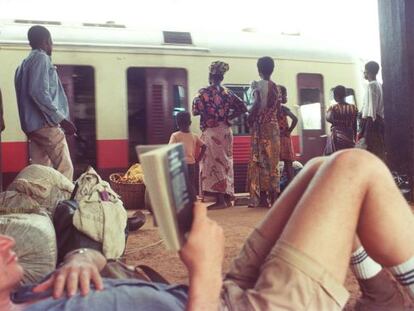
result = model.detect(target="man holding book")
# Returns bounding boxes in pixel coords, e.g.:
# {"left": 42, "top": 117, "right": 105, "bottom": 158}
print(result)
{"left": 2, "top": 149, "right": 413, "bottom": 310}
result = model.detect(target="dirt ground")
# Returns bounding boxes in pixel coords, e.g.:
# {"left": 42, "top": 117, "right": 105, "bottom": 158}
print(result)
{"left": 124, "top": 204, "right": 361, "bottom": 310}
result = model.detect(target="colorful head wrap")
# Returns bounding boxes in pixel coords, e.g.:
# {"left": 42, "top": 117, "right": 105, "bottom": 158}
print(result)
{"left": 209, "top": 61, "right": 229, "bottom": 75}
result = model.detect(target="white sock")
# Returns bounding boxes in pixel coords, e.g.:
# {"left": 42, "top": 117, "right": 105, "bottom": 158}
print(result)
{"left": 390, "top": 256, "right": 414, "bottom": 300}
{"left": 350, "top": 246, "right": 382, "bottom": 279}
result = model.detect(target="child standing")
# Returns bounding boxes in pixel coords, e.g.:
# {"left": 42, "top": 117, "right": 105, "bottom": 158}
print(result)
{"left": 277, "top": 86, "right": 298, "bottom": 185}
{"left": 169, "top": 112, "right": 206, "bottom": 191}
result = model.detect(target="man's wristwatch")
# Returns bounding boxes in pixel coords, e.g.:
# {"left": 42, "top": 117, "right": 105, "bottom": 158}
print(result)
{"left": 63, "top": 248, "right": 89, "bottom": 262}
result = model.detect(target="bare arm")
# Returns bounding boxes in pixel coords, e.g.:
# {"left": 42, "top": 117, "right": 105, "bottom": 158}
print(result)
{"left": 326, "top": 107, "right": 334, "bottom": 124}
{"left": 196, "top": 145, "right": 207, "bottom": 162}
{"left": 180, "top": 203, "right": 224, "bottom": 311}
{"left": 285, "top": 107, "right": 298, "bottom": 133}
{"left": 353, "top": 108, "right": 358, "bottom": 140}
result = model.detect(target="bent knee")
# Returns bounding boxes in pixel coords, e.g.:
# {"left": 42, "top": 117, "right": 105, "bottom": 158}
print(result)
{"left": 329, "top": 149, "right": 385, "bottom": 172}
{"left": 305, "top": 156, "right": 326, "bottom": 169}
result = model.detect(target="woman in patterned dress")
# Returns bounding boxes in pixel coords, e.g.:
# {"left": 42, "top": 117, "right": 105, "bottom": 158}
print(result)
{"left": 192, "top": 61, "right": 247, "bottom": 210}
{"left": 277, "top": 85, "right": 298, "bottom": 185}
{"left": 324, "top": 85, "right": 358, "bottom": 155}
{"left": 247, "top": 57, "right": 281, "bottom": 208}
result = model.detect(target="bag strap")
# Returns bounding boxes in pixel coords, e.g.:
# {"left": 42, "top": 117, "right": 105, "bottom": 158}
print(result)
{"left": 70, "top": 182, "right": 79, "bottom": 201}
{"left": 136, "top": 264, "right": 170, "bottom": 284}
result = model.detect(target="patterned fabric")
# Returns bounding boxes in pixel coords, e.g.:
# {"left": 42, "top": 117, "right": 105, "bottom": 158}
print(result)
{"left": 209, "top": 61, "right": 229, "bottom": 75}
{"left": 192, "top": 85, "right": 247, "bottom": 131}
{"left": 250, "top": 80, "right": 280, "bottom": 124}
{"left": 279, "top": 136, "right": 295, "bottom": 161}
{"left": 247, "top": 122, "right": 280, "bottom": 206}
{"left": 324, "top": 103, "right": 358, "bottom": 155}
{"left": 199, "top": 123, "right": 234, "bottom": 196}
{"left": 326, "top": 103, "right": 358, "bottom": 129}
{"left": 278, "top": 106, "right": 295, "bottom": 161}
{"left": 247, "top": 79, "right": 280, "bottom": 206}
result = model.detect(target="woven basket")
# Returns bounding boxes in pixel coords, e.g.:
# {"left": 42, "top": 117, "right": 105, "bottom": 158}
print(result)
{"left": 109, "top": 173, "right": 146, "bottom": 210}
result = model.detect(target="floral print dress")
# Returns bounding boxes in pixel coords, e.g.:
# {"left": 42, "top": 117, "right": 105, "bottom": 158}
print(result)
{"left": 247, "top": 80, "right": 281, "bottom": 206}
{"left": 192, "top": 85, "right": 247, "bottom": 196}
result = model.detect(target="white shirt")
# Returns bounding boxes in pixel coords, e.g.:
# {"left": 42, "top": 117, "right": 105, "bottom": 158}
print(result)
{"left": 361, "top": 80, "right": 384, "bottom": 120}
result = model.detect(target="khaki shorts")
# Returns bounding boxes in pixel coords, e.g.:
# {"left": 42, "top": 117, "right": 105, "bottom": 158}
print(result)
{"left": 221, "top": 230, "right": 349, "bottom": 311}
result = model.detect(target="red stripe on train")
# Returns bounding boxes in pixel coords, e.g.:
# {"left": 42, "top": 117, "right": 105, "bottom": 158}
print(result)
{"left": 2, "top": 136, "right": 301, "bottom": 172}
{"left": 2, "top": 140, "right": 129, "bottom": 172}
{"left": 2, "top": 142, "right": 29, "bottom": 172}
{"left": 96, "top": 140, "right": 129, "bottom": 169}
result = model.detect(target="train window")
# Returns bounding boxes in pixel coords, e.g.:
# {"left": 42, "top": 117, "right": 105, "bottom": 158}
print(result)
{"left": 299, "top": 89, "right": 322, "bottom": 130}
{"left": 56, "top": 65, "right": 96, "bottom": 177}
{"left": 328, "top": 88, "right": 357, "bottom": 106}
{"left": 224, "top": 84, "right": 251, "bottom": 135}
{"left": 173, "top": 85, "right": 186, "bottom": 109}
{"left": 172, "top": 85, "right": 186, "bottom": 130}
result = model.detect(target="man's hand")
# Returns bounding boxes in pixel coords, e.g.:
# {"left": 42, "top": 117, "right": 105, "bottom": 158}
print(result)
{"left": 180, "top": 202, "right": 224, "bottom": 276}
{"left": 32, "top": 251, "right": 104, "bottom": 298}
{"left": 60, "top": 119, "right": 77, "bottom": 136}
{"left": 179, "top": 202, "right": 224, "bottom": 310}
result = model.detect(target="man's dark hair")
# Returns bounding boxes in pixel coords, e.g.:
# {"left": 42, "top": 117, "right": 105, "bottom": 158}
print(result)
{"left": 333, "top": 85, "right": 347, "bottom": 100}
{"left": 257, "top": 57, "right": 275, "bottom": 76}
{"left": 365, "top": 61, "right": 380, "bottom": 76}
{"left": 27, "top": 25, "right": 51, "bottom": 49}
{"left": 176, "top": 111, "right": 191, "bottom": 129}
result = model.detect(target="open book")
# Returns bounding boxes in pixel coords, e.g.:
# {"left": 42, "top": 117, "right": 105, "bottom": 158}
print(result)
{"left": 136, "top": 144, "right": 195, "bottom": 251}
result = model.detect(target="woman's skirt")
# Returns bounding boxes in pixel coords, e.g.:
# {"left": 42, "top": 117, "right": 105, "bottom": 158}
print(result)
{"left": 199, "top": 123, "right": 234, "bottom": 196}
{"left": 324, "top": 126, "right": 355, "bottom": 155}
{"left": 279, "top": 135, "right": 295, "bottom": 161}
{"left": 247, "top": 122, "right": 280, "bottom": 206}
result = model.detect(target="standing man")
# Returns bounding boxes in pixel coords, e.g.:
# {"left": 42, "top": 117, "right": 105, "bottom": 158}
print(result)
{"left": 15, "top": 25, "right": 76, "bottom": 180}
{"left": 358, "top": 61, "right": 385, "bottom": 160}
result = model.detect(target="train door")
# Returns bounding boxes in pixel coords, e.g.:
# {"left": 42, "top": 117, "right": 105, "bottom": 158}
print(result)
{"left": 127, "top": 67, "right": 187, "bottom": 164}
{"left": 297, "top": 73, "right": 325, "bottom": 163}
{"left": 57, "top": 65, "right": 96, "bottom": 177}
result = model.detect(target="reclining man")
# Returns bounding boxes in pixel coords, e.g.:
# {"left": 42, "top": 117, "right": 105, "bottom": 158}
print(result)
{"left": 0, "top": 149, "right": 413, "bottom": 310}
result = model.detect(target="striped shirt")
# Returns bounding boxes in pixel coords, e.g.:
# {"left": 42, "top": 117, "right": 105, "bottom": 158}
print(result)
{"left": 326, "top": 103, "right": 358, "bottom": 129}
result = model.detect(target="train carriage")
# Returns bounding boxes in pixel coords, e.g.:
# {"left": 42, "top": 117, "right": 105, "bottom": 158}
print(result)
{"left": 0, "top": 20, "right": 363, "bottom": 191}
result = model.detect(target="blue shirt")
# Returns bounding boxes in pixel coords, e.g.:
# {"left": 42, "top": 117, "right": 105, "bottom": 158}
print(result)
{"left": 12, "top": 278, "right": 188, "bottom": 311}
{"left": 15, "top": 49, "right": 69, "bottom": 134}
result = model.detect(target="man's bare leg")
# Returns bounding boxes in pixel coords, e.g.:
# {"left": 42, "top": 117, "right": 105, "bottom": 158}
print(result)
{"left": 279, "top": 149, "right": 414, "bottom": 283}
{"left": 254, "top": 156, "right": 326, "bottom": 244}
{"left": 225, "top": 157, "right": 326, "bottom": 287}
